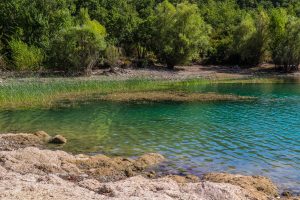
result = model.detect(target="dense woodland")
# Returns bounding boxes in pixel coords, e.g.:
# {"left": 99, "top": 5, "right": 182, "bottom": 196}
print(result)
{"left": 0, "top": 0, "right": 300, "bottom": 75}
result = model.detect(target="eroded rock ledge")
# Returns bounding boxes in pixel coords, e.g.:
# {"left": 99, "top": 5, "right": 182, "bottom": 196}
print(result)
{"left": 0, "top": 132, "right": 297, "bottom": 200}
{"left": 0, "top": 131, "right": 66, "bottom": 151}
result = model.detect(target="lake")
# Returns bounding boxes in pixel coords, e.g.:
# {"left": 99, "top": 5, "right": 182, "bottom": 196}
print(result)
{"left": 0, "top": 81, "right": 299, "bottom": 192}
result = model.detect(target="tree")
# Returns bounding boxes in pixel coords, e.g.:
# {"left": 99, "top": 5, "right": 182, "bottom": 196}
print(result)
{"left": 270, "top": 9, "right": 300, "bottom": 71}
{"left": 75, "top": 0, "right": 141, "bottom": 50}
{"left": 105, "top": 45, "right": 122, "bottom": 71}
{"left": 0, "top": 0, "right": 74, "bottom": 50}
{"left": 152, "top": 1, "right": 211, "bottom": 69}
{"left": 233, "top": 8, "right": 270, "bottom": 65}
{"left": 199, "top": 0, "right": 243, "bottom": 64}
{"left": 50, "top": 9, "right": 106, "bottom": 75}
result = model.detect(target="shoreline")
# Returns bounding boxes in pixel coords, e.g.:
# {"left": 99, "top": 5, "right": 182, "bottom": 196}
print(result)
{"left": 2, "top": 65, "right": 300, "bottom": 81}
{"left": 0, "top": 65, "right": 299, "bottom": 109}
{"left": 0, "top": 66, "right": 299, "bottom": 199}
{"left": 0, "top": 132, "right": 298, "bottom": 200}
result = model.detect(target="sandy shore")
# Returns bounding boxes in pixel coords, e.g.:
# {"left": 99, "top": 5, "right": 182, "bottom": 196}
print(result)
{"left": 0, "top": 132, "right": 298, "bottom": 200}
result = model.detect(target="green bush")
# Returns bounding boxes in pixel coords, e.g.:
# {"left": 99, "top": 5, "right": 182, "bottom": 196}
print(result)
{"left": 199, "top": 0, "right": 242, "bottom": 64}
{"left": 1, "top": 0, "right": 300, "bottom": 72}
{"left": 76, "top": 0, "right": 141, "bottom": 48}
{"left": 50, "top": 9, "right": 106, "bottom": 75}
{"left": 233, "top": 9, "right": 270, "bottom": 65}
{"left": 0, "top": 0, "right": 74, "bottom": 51}
{"left": 105, "top": 45, "right": 122, "bottom": 69}
{"left": 269, "top": 9, "right": 300, "bottom": 71}
{"left": 9, "top": 39, "right": 44, "bottom": 71}
{"left": 152, "top": 0, "right": 211, "bottom": 69}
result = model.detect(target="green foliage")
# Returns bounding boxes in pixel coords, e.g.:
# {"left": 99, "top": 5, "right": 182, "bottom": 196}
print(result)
{"left": 152, "top": 1, "right": 211, "bottom": 68}
{"left": 9, "top": 39, "right": 44, "bottom": 71}
{"left": 199, "top": 0, "right": 243, "bottom": 63}
{"left": 0, "top": 0, "right": 75, "bottom": 49}
{"left": 105, "top": 45, "right": 122, "bottom": 68}
{"left": 0, "top": 0, "right": 300, "bottom": 71}
{"left": 233, "top": 8, "right": 270, "bottom": 65}
{"left": 75, "top": 0, "right": 141, "bottom": 47}
{"left": 50, "top": 9, "right": 106, "bottom": 75}
{"left": 270, "top": 10, "right": 300, "bottom": 71}
{"left": 236, "top": 0, "right": 298, "bottom": 8}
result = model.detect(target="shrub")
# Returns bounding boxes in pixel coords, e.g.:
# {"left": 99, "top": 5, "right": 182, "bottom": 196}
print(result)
{"left": 199, "top": 0, "right": 242, "bottom": 64}
{"left": 105, "top": 45, "right": 122, "bottom": 69}
{"left": 270, "top": 9, "right": 300, "bottom": 71}
{"left": 233, "top": 9, "right": 270, "bottom": 65}
{"left": 9, "top": 39, "right": 43, "bottom": 71}
{"left": 0, "top": 0, "right": 74, "bottom": 51}
{"left": 50, "top": 9, "right": 106, "bottom": 75}
{"left": 76, "top": 0, "right": 141, "bottom": 48}
{"left": 152, "top": 1, "right": 211, "bottom": 69}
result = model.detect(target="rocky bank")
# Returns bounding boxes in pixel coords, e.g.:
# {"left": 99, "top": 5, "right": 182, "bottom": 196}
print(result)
{"left": 0, "top": 132, "right": 298, "bottom": 200}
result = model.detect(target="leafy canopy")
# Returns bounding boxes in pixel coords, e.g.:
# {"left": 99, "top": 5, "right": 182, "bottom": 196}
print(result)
{"left": 152, "top": 0, "right": 211, "bottom": 68}
{"left": 50, "top": 9, "right": 106, "bottom": 75}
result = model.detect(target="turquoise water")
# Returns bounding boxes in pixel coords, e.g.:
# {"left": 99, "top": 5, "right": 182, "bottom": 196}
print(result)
{"left": 0, "top": 82, "right": 300, "bottom": 192}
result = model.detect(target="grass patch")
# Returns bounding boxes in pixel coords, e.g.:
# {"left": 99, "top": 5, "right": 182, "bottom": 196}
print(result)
{"left": 0, "top": 79, "right": 204, "bottom": 109}
{"left": 0, "top": 76, "right": 295, "bottom": 109}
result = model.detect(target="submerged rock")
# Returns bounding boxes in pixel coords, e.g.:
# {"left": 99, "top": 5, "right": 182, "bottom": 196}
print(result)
{"left": 0, "top": 131, "right": 51, "bottom": 151}
{"left": 281, "top": 191, "right": 300, "bottom": 200}
{"left": 74, "top": 152, "right": 165, "bottom": 182}
{"left": 282, "top": 196, "right": 300, "bottom": 200}
{"left": 34, "top": 131, "right": 52, "bottom": 141}
{"left": 135, "top": 153, "right": 165, "bottom": 169}
{"left": 0, "top": 146, "right": 165, "bottom": 182}
{"left": 100, "top": 91, "right": 256, "bottom": 102}
{"left": 282, "top": 190, "right": 293, "bottom": 197}
{"left": 203, "top": 172, "right": 279, "bottom": 200}
{"left": 49, "top": 135, "right": 67, "bottom": 144}
{"left": 0, "top": 131, "right": 69, "bottom": 150}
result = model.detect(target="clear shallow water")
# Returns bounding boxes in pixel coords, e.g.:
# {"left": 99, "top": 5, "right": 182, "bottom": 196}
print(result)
{"left": 0, "top": 82, "right": 300, "bottom": 192}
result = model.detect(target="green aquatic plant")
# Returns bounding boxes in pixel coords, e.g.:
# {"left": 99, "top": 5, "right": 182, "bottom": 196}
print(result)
{"left": 0, "top": 77, "right": 297, "bottom": 109}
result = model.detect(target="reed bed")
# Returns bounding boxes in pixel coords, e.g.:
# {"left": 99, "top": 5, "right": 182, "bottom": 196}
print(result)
{"left": 0, "top": 77, "right": 295, "bottom": 109}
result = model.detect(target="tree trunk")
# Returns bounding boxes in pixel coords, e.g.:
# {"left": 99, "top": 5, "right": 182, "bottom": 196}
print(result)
{"left": 85, "top": 58, "right": 96, "bottom": 76}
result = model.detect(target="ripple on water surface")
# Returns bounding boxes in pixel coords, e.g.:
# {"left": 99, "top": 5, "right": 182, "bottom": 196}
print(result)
{"left": 0, "top": 83, "right": 300, "bottom": 192}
